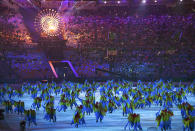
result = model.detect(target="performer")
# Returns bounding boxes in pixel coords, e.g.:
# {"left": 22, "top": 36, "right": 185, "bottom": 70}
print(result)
{"left": 163, "top": 92, "right": 173, "bottom": 108}
{"left": 135, "top": 96, "right": 145, "bottom": 109}
{"left": 44, "top": 95, "right": 54, "bottom": 106}
{"left": 6, "top": 100, "right": 13, "bottom": 113}
{"left": 178, "top": 102, "right": 194, "bottom": 118}
{"left": 44, "top": 100, "right": 56, "bottom": 122}
{"left": 30, "top": 109, "right": 37, "bottom": 126}
{"left": 156, "top": 108, "right": 173, "bottom": 130}
{"left": 57, "top": 94, "right": 68, "bottom": 112}
{"left": 32, "top": 97, "right": 42, "bottom": 110}
{"left": 124, "top": 113, "right": 142, "bottom": 131}
{"left": 54, "top": 85, "right": 61, "bottom": 96}
{"left": 182, "top": 115, "right": 194, "bottom": 131}
{"left": 71, "top": 105, "right": 85, "bottom": 128}
{"left": 13, "top": 100, "right": 24, "bottom": 115}
{"left": 24, "top": 110, "right": 31, "bottom": 127}
{"left": 94, "top": 102, "right": 107, "bottom": 122}
{"left": 14, "top": 101, "right": 20, "bottom": 114}
{"left": 72, "top": 111, "right": 80, "bottom": 128}
{"left": 108, "top": 99, "right": 116, "bottom": 113}
{"left": 31, "top": 88, "right": 38, "bottom": 99}
{"left": 145, "top": 95, "right": 153, "bottom": 108}
{"left": 19, "top": 101, "right": 25, "bottom": 114}
{"left": 113, "top": 95, "right": 121, "bottom": 108}
{"left": 14, "top": 89, "right": 24, "bottom": 98}
{"left": 3, "top": 100, "right": 9, "bottom": 113}
{"left": 49, "top": 108, "right": 56, "bottom": 122}
{"left": 0, "top": 86, "right": 6, "bottom": 99}
{"left": 100, "top": 93, "right": 108, "bottom": 109}
{"left": 155, "top": 93, "right": 163, "bottom": 106}
{"left": 7, "top": 87, "right": 14, "bottom": 99}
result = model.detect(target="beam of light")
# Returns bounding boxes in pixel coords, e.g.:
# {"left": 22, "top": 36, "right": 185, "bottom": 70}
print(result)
{"left": 58, "top": 0, "right": 68, "bottom": 12}
{"left": 56, "top": 1, "right": 97, "bottom": 47}
{"left": 48, "top": 61, "right": 79, "bottom": 78}
{"left": 48, "top": 61, "right": 58, "bottom": 78}
{"left": 27, "top": 0, "right": 40, "bottom": 10}
{"left": 72, "top": 1, "right": 96, "bottom": 11}
{"left": 61, "top": 61, "right": 79, "bottom": 77}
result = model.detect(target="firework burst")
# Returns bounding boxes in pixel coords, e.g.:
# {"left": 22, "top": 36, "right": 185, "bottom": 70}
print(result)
{"left": 34, "top": 9, "right": 62, "bottom": 37}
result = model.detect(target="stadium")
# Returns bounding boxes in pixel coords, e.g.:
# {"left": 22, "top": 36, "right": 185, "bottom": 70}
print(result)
{"left": 0, "top": 0, "right": 194, "bottom": 131}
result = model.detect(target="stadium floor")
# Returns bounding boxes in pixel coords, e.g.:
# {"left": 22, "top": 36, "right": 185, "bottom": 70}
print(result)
{"left": 0, "top": 88, "right": 195, "bottom": 131}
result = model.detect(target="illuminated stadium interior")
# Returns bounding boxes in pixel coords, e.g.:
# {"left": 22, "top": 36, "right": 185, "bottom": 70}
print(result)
{"left": 0, "top": 0, "right": 194, "bottom": 131}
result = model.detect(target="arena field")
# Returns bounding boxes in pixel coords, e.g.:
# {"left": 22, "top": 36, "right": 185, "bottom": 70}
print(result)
{"left": 0, "top": 81, "right": 194, "bottom": 131}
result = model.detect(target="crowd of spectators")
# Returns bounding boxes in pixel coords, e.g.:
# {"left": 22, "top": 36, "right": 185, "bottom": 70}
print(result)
{"left": 5, "top": 50, "right": 53, "bottom": 79}
{"left": 0, "top": 5, "right": 194, "bottom": 80}
{"left": 0, "top": 7, "right": 32, "bottom": 45}
{"left": 66, "top": 13, "right": 194, "bottom": 47}
{"left": 64, "top": 13, "right": 194, "bottom": 80}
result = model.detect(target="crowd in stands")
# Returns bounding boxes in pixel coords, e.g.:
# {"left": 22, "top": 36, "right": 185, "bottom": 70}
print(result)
{"left": 64, "top": 13, "right": 194, "bottom": 79}
{"left": 1, "top": 48, "right": 110, "bottom": 79}
{"left": 0, "top": 5, "right": 194, "bottom": 80}
{"left": 66, "top": 14, "right": 194, "bottom": 47}
{"left": 5, "top": 50, "right": 53, "bottom": 79}
{"left": 0, "top": 7, "right": 32, "bottom": 44}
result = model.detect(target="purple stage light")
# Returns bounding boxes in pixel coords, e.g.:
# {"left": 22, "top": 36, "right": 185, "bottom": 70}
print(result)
{"left": 48, "top": 61, "right": 79, "bottom": 78}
